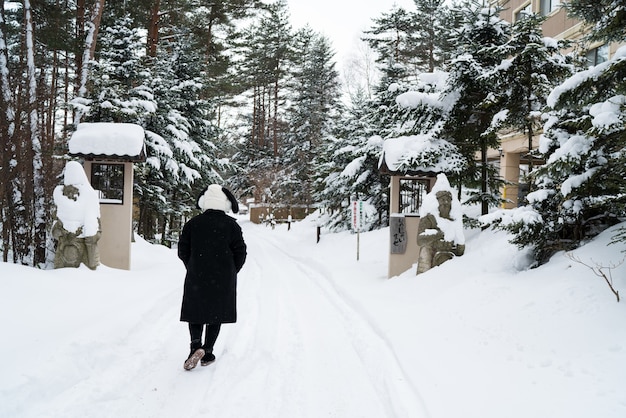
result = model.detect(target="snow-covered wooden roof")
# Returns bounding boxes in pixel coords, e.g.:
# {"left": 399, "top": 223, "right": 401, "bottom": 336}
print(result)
{"left": 68, "top": 122, "right": 146, "bottom": 162}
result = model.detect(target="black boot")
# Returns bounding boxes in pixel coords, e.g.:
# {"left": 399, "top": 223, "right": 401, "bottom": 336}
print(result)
{"left": 201, "top": 324, "right": 220, "bottom": 366}
{"left": 183, "top": 339, "right": 205, "bottom": 371}
{"left": 200, "top": 348, "right": 216, "bottom": 366}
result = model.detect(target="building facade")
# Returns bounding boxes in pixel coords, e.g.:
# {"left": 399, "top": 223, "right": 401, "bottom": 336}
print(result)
{"left": 491, "top": 0, "right": 624, "bottom": 208}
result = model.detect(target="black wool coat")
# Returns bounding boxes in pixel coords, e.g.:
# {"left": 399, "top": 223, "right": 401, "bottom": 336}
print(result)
{"left": 178, "top": 210, "right": 247, "bottom": 324}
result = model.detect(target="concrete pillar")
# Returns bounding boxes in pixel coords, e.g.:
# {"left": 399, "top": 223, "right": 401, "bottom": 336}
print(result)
{"left": 83, "top": 161, "right": 134, "bottom": 270}
{"left": 500, "top": 152, "right": 521, "bottom": 209}
{"left": 390, "top": 176, "right": 401, "bottom": 213}
{"left": 388, "top": 214, "right": 421, "bottom": 278}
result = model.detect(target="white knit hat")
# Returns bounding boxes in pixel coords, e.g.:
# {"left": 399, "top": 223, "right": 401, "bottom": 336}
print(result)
{"left": 197, "top": 184, "right": 239, "bottom": 213}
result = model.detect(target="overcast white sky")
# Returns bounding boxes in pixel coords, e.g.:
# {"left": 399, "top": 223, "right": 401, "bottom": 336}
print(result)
{"left": 286, "top": 0, "right": 416, "bottom": 65}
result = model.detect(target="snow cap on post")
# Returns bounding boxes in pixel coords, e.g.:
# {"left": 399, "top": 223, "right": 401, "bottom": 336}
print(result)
{"left": 68, "top": 122, "right": 146, "bottom": 162}
{"left": 197, "top": 184, "right": 239, "bottom": 214}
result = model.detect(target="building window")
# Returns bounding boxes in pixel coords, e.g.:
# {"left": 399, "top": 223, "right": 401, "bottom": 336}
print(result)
{"left": 514, "top": 2, "right": 532, "bottom": 21}
{"left": 91, "top": 163, "right": 124, "bottom": 204}
{"left": 399, "top": 178, "right": 430, "bottom": 214}
{"left": 540, "top": 0, "right": 561, "bottom": 16}
{"left": 586, "top": 44, "right": 609, "bottom": 67}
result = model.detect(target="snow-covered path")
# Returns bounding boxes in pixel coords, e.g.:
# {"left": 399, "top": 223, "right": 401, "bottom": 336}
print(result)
{"left": 207, "top": 224, "right": 426, "bottom": 417}
{"left": 3, "top": 218, "right": 626, "bottom": 418}
{"left": 0, "top": 220, "right": 426, "bottom": 418}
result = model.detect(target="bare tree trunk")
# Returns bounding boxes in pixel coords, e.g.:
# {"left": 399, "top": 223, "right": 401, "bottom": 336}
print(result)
{"left": 63, "top": 50, "right": 70, "bottom": 138}
{"left": 75, "top": 0, "right": 85, "bottom": 92}
{"left": 24, "top": 0, "right": 47, "bottom": 265}
{"left": 273, "top": 79, "right": 278, "bottom": 157}
{"left": 526, "top": 93, "right": 535, "bottom": 174}
{"left": 252, "top": 85, "right": 258, "bottom": 145}
{"left": 260, "top": 84, "right": 266, "bottom": 147}
{"left": 147, "top": 0, "right": 160, "bottom": 57}
{"left": 87, "top": 0, "right": 105, "bottom": 74}
{"left": 0, "top": 4, "right": 15, "bottom": 262}
{"left": 7, "top": 6, "right": 33, "bottom": 264}
{"left": 159, "top": 214, "right": 167, "bottom": 246}
{"left": 206, "top": 5, "right": 215, "bottom": 59}
{"left": 75, "top": 0, "right": 106, "bottom": 123}
{"left": 481, "top": 141, "right": 488, "bottom": 216}
{"left": 48, "top": 52, "right": 58, "bottom": 147}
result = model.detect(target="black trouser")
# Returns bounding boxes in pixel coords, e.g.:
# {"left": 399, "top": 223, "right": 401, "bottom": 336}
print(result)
{"left": 189, "top": 323, "right": 221, "bottom": 353}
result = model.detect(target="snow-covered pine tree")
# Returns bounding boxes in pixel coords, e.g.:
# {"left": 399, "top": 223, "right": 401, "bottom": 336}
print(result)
{"left": 138, "top": 0, "right": 258, "bottom": 236}
{"left": 0, "top": 1, "right": 63, "bottom": 265}
{"left": 281, "top": 29, "right": 341, "bottom": 208}
{"left": 315, "top": 1, "right": 458, "bottom": 232}
{"left": 314, "top": 6, "right": 414, "bottom": 231}
{"left": 485, "top": 0, "right": 626, "bottom": 263}
{"left": 1, "top": 3, "right": 33, "bottom": 264}
{"left": 0, "top": 1, "right": 112, "bottom": 265}
{"left": 565, "top": 0, "right": 626, "bottom": 44}
{"left": 363, "top": 0, "right": 461, "bottom": 149}
{"left": 362, "top": 5, "right": 419, "bottom": 80}
{"left": 231, "top": 0, "right": 293, "bottom": 203}
{"left": 409, "top": 0, "right": 455, "bottom": 73}
{"left": 440, "top": 0, "right": 511, "bottom": 214}
{"left": 184, "top": 0, "right": 263, "bottom": 99}
{"left": 137, "top": 37, "right": 227, "bottom": 243}
{"left": 487, "top": 12, "right": 575, "bottom": 174}
{"left": 315, "top": 93, "right": 389, "bottom": 231}
{"left": 76, "top": 14, "right": 156, "bottom": 124}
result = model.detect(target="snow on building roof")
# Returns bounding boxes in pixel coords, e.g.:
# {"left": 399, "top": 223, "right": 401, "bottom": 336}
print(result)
{"left": 378, "top": 135, "right": 465, "bottom": 175}
{"left": 68, "top": 122, "right": 146, "bottom": 162}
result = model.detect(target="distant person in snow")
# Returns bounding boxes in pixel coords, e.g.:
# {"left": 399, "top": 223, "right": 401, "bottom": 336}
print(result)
{"left": 178, "top": 184, "right": 247, "bottom": 370}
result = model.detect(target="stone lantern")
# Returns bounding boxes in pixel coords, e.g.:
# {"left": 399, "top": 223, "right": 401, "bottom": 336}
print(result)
{"left": 68, "top": 122, "right": 146, "bottom": 270}
{"left": 378, "top": 135, "right": 463, "bottom": 278}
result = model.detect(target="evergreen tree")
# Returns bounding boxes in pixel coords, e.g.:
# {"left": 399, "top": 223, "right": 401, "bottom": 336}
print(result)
{"left": 0, "top": 1, "right": 66, "bottom": 265}
{"left": 361, "top": 5, "right": 421, "bottom": 140}
{"left": 316, "top": 94, "right": 389, "bottom": 231}
{"left": 367, "top": 64, "right": 411, "bottom": 140}
{"left": 0, "top": 0, "right": 267, "bottom": 265}
{"left": 565, "top": 0, "right": 626, "bottom": 43}
{"left": 184, "top": 0, "right": 264, "bottom": 116}
{"left": 486, "top": 1, "right": 626, "bottom": 263}
{"left": 76, "top": 15, "right": 156, "bottom": 124}
{"left": 316, "top": 2, "right": 459, "bottom": 231}
{"left": 488, "top": 13, "right": 575, "bottom": 174}
{"left": 362, "top": 5, "right": 415, "bottom": 81}
{"left": 232, "top": 0, "right": 293, "bottom": 203}
{"left": 409, "top": 0, "right": 455, "bottom": 72}
{"left": 282, "top": 29, "right": 341, "bottom": 207}
{"left": 440, "top": 0, "right": 510, "bottom": 214}
{"left": 137, "top": 37, "right": 227, "bottom": 242}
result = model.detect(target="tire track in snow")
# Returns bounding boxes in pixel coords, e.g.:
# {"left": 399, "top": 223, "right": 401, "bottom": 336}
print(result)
{"left": 5, "top": 222, "right": 429, "bottom": 418}
{"left": 196, "top": 250, "right": 309, "bottom": 418}
{"left": 19, "top": 285, "right": 198, "bottom": 418}
{"left": 259, "top": 231, "right": 430, "bottom": 418}
{"left": 190, "top": 224, "right": 428, "bottom": 418}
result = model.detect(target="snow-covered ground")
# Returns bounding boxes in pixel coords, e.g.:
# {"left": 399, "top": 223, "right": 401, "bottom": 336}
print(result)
{"left": 1, "top": 215, "right": 625, "bottom": 418}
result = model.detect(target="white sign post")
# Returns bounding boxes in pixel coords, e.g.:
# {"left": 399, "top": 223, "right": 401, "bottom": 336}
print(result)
{"left": 352, "top": 200, "right": 363, "bottom": 261}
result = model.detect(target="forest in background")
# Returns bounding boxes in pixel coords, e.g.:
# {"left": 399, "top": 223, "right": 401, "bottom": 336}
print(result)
{"left": 0, "top": 0, "right": 624, "bottom": 267}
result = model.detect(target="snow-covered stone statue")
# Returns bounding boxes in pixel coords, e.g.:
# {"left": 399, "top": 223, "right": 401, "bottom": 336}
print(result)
{"left": 52, "top": 161, "right": 101, "bottom": 269}
{"left": 416, "top": 173, "right": 465, "bottom": 275}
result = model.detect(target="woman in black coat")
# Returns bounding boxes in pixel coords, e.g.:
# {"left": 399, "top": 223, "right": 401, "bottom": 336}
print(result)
{"left": 178, "top": 184, "right": 247, "bottom": 370}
